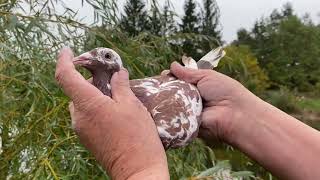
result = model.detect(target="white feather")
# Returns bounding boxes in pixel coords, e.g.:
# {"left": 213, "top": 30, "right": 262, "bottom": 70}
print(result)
{"left": 182, "top": 55, "right": 198, "bottom": 69}
{"left": 198, "top": 46, "right": 226, "bottom": 68}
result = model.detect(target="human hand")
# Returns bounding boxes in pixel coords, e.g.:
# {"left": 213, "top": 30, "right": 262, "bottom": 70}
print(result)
{"left": 55, "top": 47, "right": 169, "bottom": 180}
{"left": 170, "top": 62, "right": 261, "bottom": 144}
{"left": 171, "top": 62, "right": 320, "bottom": 180}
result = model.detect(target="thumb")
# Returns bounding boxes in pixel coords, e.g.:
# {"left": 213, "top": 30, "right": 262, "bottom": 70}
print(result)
{"left": 55, "top": 47, "right": 103, "bottom": 102}
{"left": 170, "top": 62, "right": 211, "bottom": 84}
{"left": 110, "top": 68, "right": 136, "bottom": 102}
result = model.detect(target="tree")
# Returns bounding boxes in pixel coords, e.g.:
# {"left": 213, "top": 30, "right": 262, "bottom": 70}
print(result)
{"left": 235, "top": 28, "right": 252, "bottom": 45}
{"left": 201, "top": 0, "right": 221, "bottom": 42}
{"left": 180, "top": 0, "right": 200, "bottom": 58}
{"left": 234, "top": 3, "right": 320, "bottom": 91}
{"left": 218, "top": 45, "right": 270, "bottom": 93}
{"left": 180, "top": 0, "right": 199, "bottom": 33}
{"left": 148, "top": 0, "right": 162, "bottom": 36}
{"left": 120, "top": 0, "right": 149, "bottom": 36}
{"left": 161, "top": 0, "right": 177, "bottom": 36}
{"left": 282, "top": 2, "right": 294, "bottom": 18}
{"left": 197, "top": 0, "right": 221, "bottom": 56}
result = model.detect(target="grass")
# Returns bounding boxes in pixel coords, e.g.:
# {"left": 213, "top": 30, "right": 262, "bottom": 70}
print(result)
{"left": 263, "top": 88, "right": 300, "bottom": 113}
{"left": 296, "top": 97, "right": 320, "bottom": 113}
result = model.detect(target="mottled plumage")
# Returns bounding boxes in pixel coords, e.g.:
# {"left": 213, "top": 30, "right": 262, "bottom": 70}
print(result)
{"left": 73, "top": 47, "right": 225, "bottom": 149}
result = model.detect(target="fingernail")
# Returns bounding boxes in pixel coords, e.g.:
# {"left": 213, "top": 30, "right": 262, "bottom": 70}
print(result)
{"left": 120, "top": 67, "right": 128, "bottom": 73}
{"left": 171, "top": 61, "right": 184, "bottom": 70}
{"left": 60, "top": 46, "right": 70, "bottom": 53}
{"left": 58, "top": 46, "right": 73, "bottom": 60}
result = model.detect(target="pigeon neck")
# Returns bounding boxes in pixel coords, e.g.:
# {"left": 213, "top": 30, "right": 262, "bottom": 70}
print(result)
{"left": 92, "top": 70, "right": 116, "bottom": 97}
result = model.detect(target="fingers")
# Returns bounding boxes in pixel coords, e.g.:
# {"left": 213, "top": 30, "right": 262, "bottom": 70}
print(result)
{"left": 170, "top": 62, "right": 211, "bottom": 84}
{"left": 55, "top": 47, "right": 103, "bottom": 102}
{"left": 110, "top": 68, "right": 136, "bottom": 102}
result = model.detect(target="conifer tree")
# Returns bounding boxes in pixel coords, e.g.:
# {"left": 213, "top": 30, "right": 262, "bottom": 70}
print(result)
{"left": 120, "top": 0, "right": 149, "bottom": 36}
{"left": 161, "top": 0, "right": 177, "bottom": 36}
{"left": 201, "top": 0, "right": 221, "bottom": 42}
{"left": 180, "top": 0, "right": 200, "bottom": 57}
{"left": 282, "top": 3, "right": 293, "bottom": 17}
{"left": 180, "top": 0, "right": 199, "bottom": 33}
{"left": 149, "top": 0, "right": 162, "bottom": 36}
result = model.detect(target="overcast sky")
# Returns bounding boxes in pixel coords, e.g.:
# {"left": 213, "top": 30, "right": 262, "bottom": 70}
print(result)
{"left": 64, "top": 0, "right": 320, "bottom": 43}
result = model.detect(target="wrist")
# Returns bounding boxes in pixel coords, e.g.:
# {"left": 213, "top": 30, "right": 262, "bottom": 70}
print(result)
{"left": 223, "top": 90, "right": 268, "bottom": 145}
{"left": 127, "top": 163, "right": 170, "bottom": 180}
{"left": 111, "top": 161, "right": 169, "bottom": 180}
{"left": 105, "top": 144, "right": 169, "bottom": 180}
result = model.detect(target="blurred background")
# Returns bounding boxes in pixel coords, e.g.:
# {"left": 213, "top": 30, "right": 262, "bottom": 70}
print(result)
{"left": 0, "top": 0, "right": 319, "bottom": 179}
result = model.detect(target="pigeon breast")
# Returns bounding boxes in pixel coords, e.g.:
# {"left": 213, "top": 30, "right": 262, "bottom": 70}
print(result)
{"left": 130, "top": 74, "right": 202, "bottom": 149}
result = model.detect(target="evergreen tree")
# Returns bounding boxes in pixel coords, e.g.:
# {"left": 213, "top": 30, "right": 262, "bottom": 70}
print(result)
{"left": 199, "top": 0, "right": 221, "bottom": 54}
{"left": 180, "top": 0, "right": 200, "bottom": 58}
{"left": 235, "top": 28, "right": 252, "bottom": 45}
{"left": 282, "top": 2, "right": 293, "bottom": 17}
{"left": 161, "top": 0, "right": 177, "bottom": 36}
{"left": 149, "top": 0, "right": 162, "bottom": 36}
{"left": 180, "top": 0, "right": 199, "bottom": 33}
{"left": 201, "top": 0, "right": 221, "bottom": 42}
{"left": 120, "top": 0, "right": 149, "bottom": 36}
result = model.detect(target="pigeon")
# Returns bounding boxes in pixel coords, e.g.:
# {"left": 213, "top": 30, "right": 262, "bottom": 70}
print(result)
{"left": 73, "top": 47, "right": 225, "bottom": 149}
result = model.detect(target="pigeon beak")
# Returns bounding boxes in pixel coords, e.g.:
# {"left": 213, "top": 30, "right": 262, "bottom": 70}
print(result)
{"left": 73, "top": 52, "right": 94, "bottom": 66}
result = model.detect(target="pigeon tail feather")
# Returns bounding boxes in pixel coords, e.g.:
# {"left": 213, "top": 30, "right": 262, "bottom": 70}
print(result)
{"left": 197, "top": 47, "right": 226, "bottom": 69}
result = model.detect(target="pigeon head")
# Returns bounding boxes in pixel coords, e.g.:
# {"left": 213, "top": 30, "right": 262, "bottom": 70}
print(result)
{"left": 73, "top": 48, "right": 123, "bottom": 97}
{"left": 74, "top": 47, "right": 123, "bottom": 74}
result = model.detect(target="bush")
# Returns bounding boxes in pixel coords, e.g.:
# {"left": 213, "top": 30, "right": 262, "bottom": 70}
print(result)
{"left": 217, "top": 45, "right": 270, "bottom": 94}
{"left": 264, "top": 87, "right": 300, "bottom": 113}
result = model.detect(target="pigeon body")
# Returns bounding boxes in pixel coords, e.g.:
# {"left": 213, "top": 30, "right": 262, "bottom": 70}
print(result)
{"left": 73, "top": 47, "right": 225, "bottom": 149}
{"left": 130, "top": 75, "right": 202, "bottom": 149}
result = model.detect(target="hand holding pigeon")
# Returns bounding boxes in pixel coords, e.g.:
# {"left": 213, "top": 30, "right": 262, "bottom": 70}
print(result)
{"left": 55, "top": 47, "right": 169, "bottom": 180}
{"left": 72, "top": 47, "right": 225, "bottom": 149}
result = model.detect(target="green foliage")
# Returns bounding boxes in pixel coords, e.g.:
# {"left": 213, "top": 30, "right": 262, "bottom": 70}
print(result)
{"left": 201, "top": 0, "right": 221, "bottom": 41}
{"left": 149, "top": 0, "right": 163, "bottom": 36}
{"left": 198, "top": 0, "right": 221, "bottom": 60}
{"left": 235, "top": 3, "right": 320, "bottom": 92}
{"left": 296, "top": 97, "right": 320, "bottom": 113}
{"left": 162, "top": 1, "right": 177, "bottom": 36}
{"left": 180, "top": 0, "right": 200, "bottom": 58}
{"left": 264, "top": 88, "right": 299, "bottom": 113}
{"left": 120, "top": 0, "right": 149, "bottom": 36}
{"left": 181, "top": 0, "right": 199, "bottom": 33}
{"left": 179, "top": 0, "right": 221, "bottom": 60}
{"left": 218, "top": 45, "right": 270, "bottom": 93}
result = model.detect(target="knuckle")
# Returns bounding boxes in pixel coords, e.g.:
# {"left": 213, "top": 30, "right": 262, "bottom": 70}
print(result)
{"left": 116, "top": 81, "right": 129, "bottom": 88}
{"left": 199, "top": 69, "right": 213, "bottom": 75}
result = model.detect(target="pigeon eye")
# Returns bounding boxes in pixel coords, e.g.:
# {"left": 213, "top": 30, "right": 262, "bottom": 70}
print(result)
{"left": 105, "top": 53, "right": 111, "bottom": 59}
